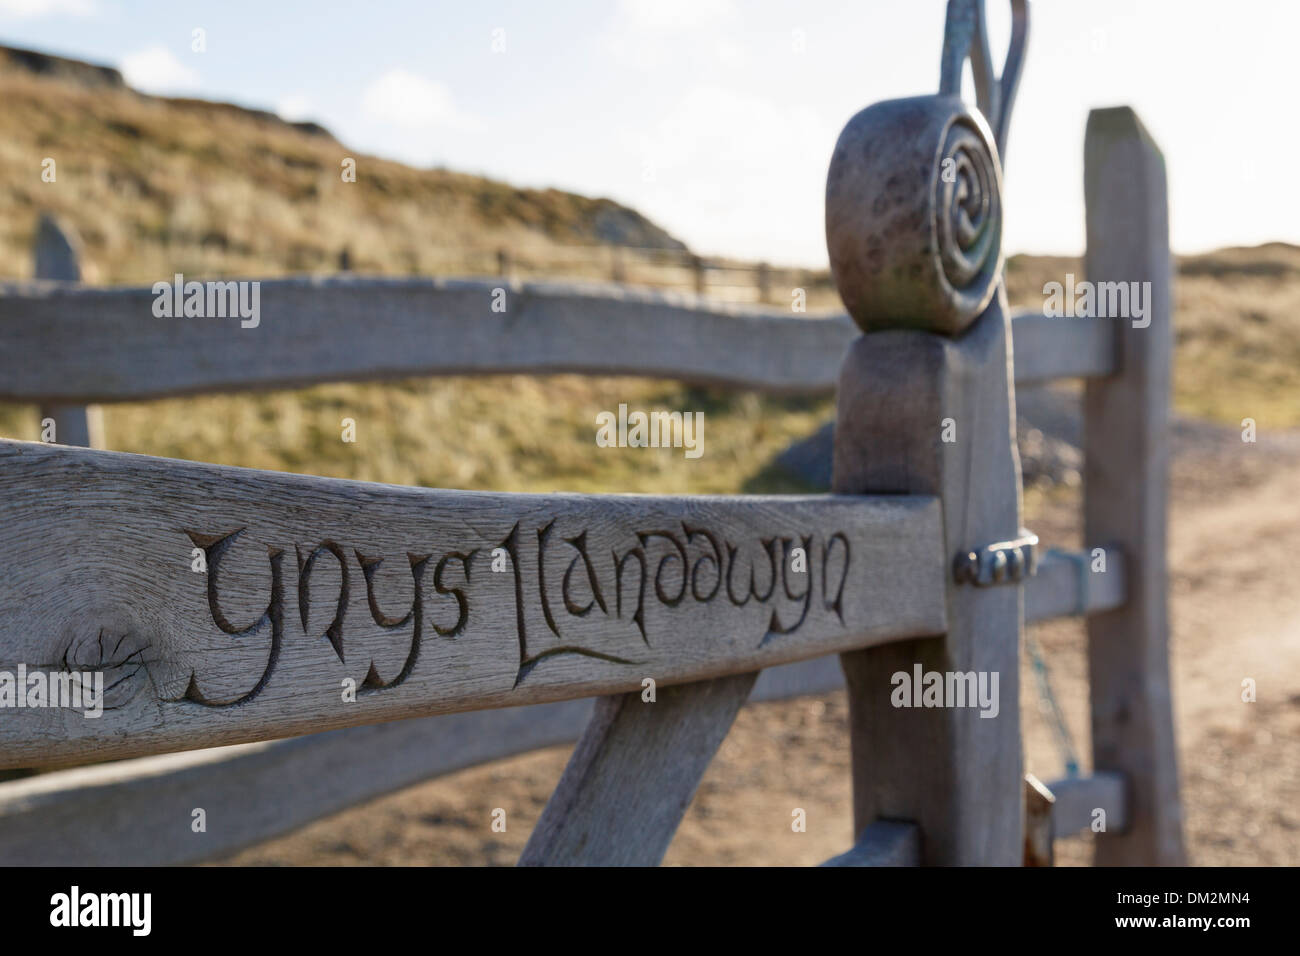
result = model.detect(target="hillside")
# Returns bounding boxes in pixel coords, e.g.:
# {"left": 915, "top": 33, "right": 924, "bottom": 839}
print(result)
{"left": 0, "top": 40, "right": 1295, "bottom": 506}
{"left": 0, "top": 43, "right": 686, "bottom": 285}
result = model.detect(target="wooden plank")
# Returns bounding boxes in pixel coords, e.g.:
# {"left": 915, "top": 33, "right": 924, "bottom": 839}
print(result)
{"left": 32, "top": 214, "right": 102, "bottom": 450}
{"left": 0, "top": 654, "right": 846, "bottom": 865}
{"left": 0, "top": 277, "right": 1117, "bottom": 404}
{"left": 820, "top": 821, "right": 919, "bottom": 866}
{"left": 0, "top": 439, "right": 945, "bottom": 769}
{"left": 37, "top": 403, "right": 103, "bottom": 449}
{"left": 0, "top": 698, "right": 592, "bottom": 865}
{"left": 1025, "top": 547, "right": 1126, "bottom": 622}
{"left": 1010, "top": 309, "right": 1117, "bottom": 383}
{"left": 0, "top": 277, "right": 859, "bottom": 401}
{"left": 1047, "top": 771, "right": 1128, "bottom": 839}
{"left": 518, "top": 672, "right": 757, "bottom": 865}
{"left": 1082, "top": 106, "right": 1185, "bottom": 865}
{"left": 834, "top": 295, "right": 1025, "bottom": 865}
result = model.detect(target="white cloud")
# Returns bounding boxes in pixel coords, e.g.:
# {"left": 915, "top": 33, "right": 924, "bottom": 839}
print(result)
{"left": 0, "top": 0, "right": 97, "bottom": 17}
{"left": 276, "top": 94, "right": 313, "bottom": 122}
{"left": 120, "top": 46, "right": 200, "bottom": 94}
{"left": 360, "top": 69, "right": 481, "bottom": 131}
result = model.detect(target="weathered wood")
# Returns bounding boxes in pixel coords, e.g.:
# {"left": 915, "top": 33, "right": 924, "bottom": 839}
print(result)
{"left": 1083, "top": 106, "right": 1185, "bottom": 866}
{"left": 826, "top": 96, "right": 1003, "bottom": 336}
{"left": 0, "top": 278, "right": 1117, "bottom": 402}
{"left": 33, "top": 213, "right": 83, "bottom": 283}
{"left": 1023, "top": 772, "right": 1055, "bottom": 866}
{"left": 519, "top": 672, "right": 757, "bottom": 865}
{"left": 1047, "top": 771, "right": 1128, "bottom": 839}
{"left": 1025, "top": 547, "right": 1126, "bottom": 622}
{"left": 1010, "top": 309, "right": 1117, "bottom": 383}
{"left": 834, "top": 295, "right": 1024, "bottom": 865}
{"left": 0, "top": 654, "right": 845, "bottom": 866}
{"left": 0, "top": 439, "right": 944, "bottom": 768}
{"left": 0, "top": 698, "right": 593, "bottom": 865}
{"left": 37, "top": 403, "right": 103, "bottom": 449}
{"left": 32, "top": 214, "right": 102, "bottom": 450}
{"left": 820, "top": 821, "right": 920, "bottom": 866}
{"left": 0, "top": 278, "right": 858, "bottom": 401}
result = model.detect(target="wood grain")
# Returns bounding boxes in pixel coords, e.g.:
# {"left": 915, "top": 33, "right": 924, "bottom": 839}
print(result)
{"left": 0, "top": 439, "right": 944, "bottom": 769}
{"left": 834, "top": 292, "right": 1025, "bottom": 865}
{"left": 0, "top": 655, "right": 845, "bottom": 865}
{"left": 1082, "top": 106, "right": 1185, "bottom": 866}
{"left": 0, "top": 277, "right": 859, "bottom": 401}
{"left": 0, "top": 279, "right": 1114, "bottom": 404}
{"left": 518, "top": 672, "right": 757, "bottom": 866}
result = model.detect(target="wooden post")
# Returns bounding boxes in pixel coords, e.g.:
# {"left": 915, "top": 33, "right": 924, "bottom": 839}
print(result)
{"left": 1023, "top": 773, "right": 1055, "bottom": 866}
{"left": 496, "top": 248, "right": 511, "bottom": 278}
{"left": 519, "top": 673, "right": 757, "bottom": 866}
{"left": 756, "top": 261, "right": 771, "bottom": 304}
{"left": 690, "top": 254, "right": 706, "bottom": 295}
{"left": 338, "top": 246, "right": 352, "bottom": 272}
{"left": 610, "top": 246, "right": 626, "bottom": 283}
{"left": 827, "top": 95, "right": 1023, "bottom": 864}
{"left": 1083, "top": 106, "right": 1185, "bottom": 866}
{"left": 34, "top": 214, "right": 102, "bottom": 450}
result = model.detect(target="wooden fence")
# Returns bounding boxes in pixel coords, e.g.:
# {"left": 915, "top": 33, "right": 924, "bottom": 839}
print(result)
{"left": 0, "top": 3, "right": 1183, "bottom": 867}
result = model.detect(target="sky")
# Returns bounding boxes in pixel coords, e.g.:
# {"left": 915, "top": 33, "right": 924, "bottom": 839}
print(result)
{"left": 1, "top": 0, "right": 1296, "bottom": 267}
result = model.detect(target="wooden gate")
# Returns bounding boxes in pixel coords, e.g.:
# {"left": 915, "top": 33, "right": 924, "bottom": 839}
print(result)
{"left": 0, "top": 0, "right": 1183, "bottom": 866}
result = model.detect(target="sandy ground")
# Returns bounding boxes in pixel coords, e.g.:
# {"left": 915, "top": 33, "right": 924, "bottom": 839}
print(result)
{"left": 222, "top": 417, "right": 1300, "bottom": 867}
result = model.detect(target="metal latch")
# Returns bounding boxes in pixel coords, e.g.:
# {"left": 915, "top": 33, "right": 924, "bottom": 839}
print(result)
{"left": 953, "top": 529, "right": 1038, "bottom": 586}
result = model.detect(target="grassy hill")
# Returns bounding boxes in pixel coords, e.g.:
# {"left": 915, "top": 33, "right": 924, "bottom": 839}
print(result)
{"left": 0, "top": 44, "right": 685, "bottom": 285}
{"left": 0, "top": 43, "right": 1295, "bottom": 504}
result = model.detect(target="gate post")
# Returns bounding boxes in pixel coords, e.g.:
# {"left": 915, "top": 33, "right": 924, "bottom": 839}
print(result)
{"left": 1082, "top": 107, "right": 1185, "bottom": 865}
{"left": 34, "top": 214, "right": 102, "bottom": 449}
{"left": 826, "top": 94, "right": 1025, "bottom": 864}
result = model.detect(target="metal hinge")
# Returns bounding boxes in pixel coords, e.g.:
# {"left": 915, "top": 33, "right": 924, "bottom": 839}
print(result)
{"left": 953, "top": 529, "right": 1038, "bottom": 587}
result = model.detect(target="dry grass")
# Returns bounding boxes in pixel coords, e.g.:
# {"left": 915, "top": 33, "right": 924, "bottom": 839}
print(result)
{"left": 1007, "top": 249, "right": 1300, "bottom": 429}
{"left": 0, "top": 69, "right": 683, "bottom": 286}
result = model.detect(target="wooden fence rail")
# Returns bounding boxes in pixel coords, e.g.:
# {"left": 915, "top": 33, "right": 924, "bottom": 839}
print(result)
{"left": 0, "top": 542, "right": 1121, "bottom": 865}
{"left": 0, "top": 438, "right": 945, "bottom": 769}
{"left": 0, "top": 277, "right": 1112, "bottom": 403}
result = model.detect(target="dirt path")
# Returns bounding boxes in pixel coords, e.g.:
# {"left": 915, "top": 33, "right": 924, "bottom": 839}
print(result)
{"left": 222, "top": 424, "right": 1300, "bottom": 867}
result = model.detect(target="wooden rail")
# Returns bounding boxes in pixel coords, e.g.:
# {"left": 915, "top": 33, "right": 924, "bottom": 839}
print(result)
{"left": 0, "top": 276, "right": 1115, "bottom": 403}
{"left": 0, "top": 545, "right": 1120, "bottom": 866}
{"left": 1046, "top": 771, "right": 1129, "bottom": 839}
{"left": 0, "top": 438, "right": 945, "bottom": 769}
{"left": 0, "top": 655, "right": 845, "bottom": 865}
{"left": 0, "top": 279, "right": 859, "bottom": 400}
